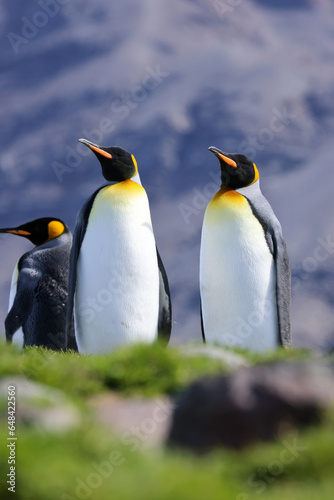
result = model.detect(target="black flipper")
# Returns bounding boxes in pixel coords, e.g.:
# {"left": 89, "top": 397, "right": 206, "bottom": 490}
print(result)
{"left": 66, "top": 187, "right": 102, "bottom": 346}
{"left": 157, "top": 248, "right": 172, "bottom": 344}
{"left": 245, "top": 195, "right": 292, "bottom": 348}
{"left": 5, "top": 265, "right": 37, "bottom": 344}
{"left": 200, "top": 300, "right": 206, "bottom": 343}
{"left": 66, "top": 315, "right": 77, "bottom": 351}
{"left": 269, "top": 230, "right": 291, "bottom": 347}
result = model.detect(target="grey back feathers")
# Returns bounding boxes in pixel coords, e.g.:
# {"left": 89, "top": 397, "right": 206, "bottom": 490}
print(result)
{"left": 237, "top": 182, "right": 291, "bottom": 347}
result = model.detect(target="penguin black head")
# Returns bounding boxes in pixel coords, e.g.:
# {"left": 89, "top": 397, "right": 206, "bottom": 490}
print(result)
{"left": 208, "top": 147, "right": 259, "bottom": 189}
{"left": 79, "top": 138, "right": 138, "bottom": 182}
{"left": 0, "top": 218, "right": 69, "bottom": 247}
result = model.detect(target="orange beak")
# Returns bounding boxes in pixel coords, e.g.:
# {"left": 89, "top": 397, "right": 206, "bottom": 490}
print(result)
{"left": 78, "top": 138, "right": 112, "bottom": 159}
{"left": 208, "top": 147, "right": 238, "bottom": 168}
{"left": 87, "top": 144, "right": 112, "bottom": 159}
{"left": 0, "top": 229, "right": 31, "bottom": 236}
{"left": 217, "top": 153, "right": 237, "bottom": 168}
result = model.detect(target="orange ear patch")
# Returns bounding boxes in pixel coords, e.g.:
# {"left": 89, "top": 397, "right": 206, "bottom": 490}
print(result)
{"left": 47, "top": 221, "right": 64, "bottom": 241}
{"left": 131, "top": 154, "right": 138, "bottom": 176}
{"left": 250, "top": 164, "right": 260, "bottom": 185}
{"left": 217, "top": 153, "right": 237, "bottom": 168}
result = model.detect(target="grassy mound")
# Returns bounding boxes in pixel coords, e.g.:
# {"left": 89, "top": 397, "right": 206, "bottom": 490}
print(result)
{"left": 0, "top": 339, "right": 333, "bottom": 500}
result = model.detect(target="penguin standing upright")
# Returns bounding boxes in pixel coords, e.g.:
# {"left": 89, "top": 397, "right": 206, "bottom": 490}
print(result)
{"left": 0, "top": 218, "right": 77, "bottom": 351}
{"left": 200, "top": 147, "right": 291, "bottom": 352}
{"left": 67, "top": 139, "right": 171, "bottom": 354}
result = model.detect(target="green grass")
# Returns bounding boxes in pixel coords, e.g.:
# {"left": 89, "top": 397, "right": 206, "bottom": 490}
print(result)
{"left": 0, "top": 339, "right": 332, "bottom": 500}
{"left": 0, "top": 339, "right": 231, "bottom": 398}
{"left": 1, "top": 412, "right": 334, "bottom": 500}
{"left": 0, "top": 339, "right": 315, "bottom": 399}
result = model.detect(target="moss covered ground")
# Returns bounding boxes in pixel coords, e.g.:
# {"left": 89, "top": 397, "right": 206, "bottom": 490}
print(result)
{"left": 0, "top": 339, "right": 333, "bottom": 500}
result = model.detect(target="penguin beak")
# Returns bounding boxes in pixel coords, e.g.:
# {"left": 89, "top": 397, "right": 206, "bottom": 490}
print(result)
{"left": 208, "top": 147, "right": 237, "bottom": 168}
{"left": 0, "top": 228, "right": 31, "bottom": 236}
{"left": 78, "top": 138, "right": 112, "bottom": 159}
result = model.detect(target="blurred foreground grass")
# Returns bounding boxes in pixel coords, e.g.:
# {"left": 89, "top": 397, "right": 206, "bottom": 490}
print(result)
{"left": 0, "top": 338, "right": 310, "bottom": 398}
{"left": 1, "top": 339, "right": 333, "bottom": 500}
{"left": 0, "top": 339, "right": 232, "bottom": 398}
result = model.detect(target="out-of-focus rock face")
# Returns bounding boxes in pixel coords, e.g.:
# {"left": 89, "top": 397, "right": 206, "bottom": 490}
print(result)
{"left": 167, "top": 361, "right": 334, "bottom": 452}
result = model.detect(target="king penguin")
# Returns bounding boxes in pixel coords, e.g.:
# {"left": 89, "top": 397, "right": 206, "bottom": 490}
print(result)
{"left": 200, "top": 147, "right": 291, "bottom": 352}
{"left": 66, "top": 139, "right": 172, "bottom": 354}
{"left": 0, "top": 218, "right": 77, "bottom": 351}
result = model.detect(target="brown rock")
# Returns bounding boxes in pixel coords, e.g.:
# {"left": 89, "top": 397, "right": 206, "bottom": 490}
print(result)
{"left": 0, "top": 376, "right": 81, "bottom": 433}
{"left": 167, "top": 361, "right": 334, "bottom": 452}
{"left": 90, "top": 393, "right": 174, "bottom": 449}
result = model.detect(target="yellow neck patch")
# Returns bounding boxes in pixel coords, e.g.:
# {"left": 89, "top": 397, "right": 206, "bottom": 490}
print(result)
{"left": 47, "top": 221, "right": 65, "bottom": 242}
{"left": 249, "top": 163, "right": 260, "bottom": 185}
{"left": 206, "top": 188, "right": 248, "bottom": 226}
{"left": 210, "top": 187, "right": 247, "bottom": 205}
{"left": 131, "top": 154, "right": 138, "bottom": 177}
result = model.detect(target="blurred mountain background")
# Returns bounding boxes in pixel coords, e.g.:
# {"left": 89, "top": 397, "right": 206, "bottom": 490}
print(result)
{"left": 0, "top": 0, "right": 333, "bottom": 351}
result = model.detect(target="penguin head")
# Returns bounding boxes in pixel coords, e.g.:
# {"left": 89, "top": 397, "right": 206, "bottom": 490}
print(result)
{"left": 78, "top": 138, "right": 138, "bottom": 182}
{"left": 209, "top": 147, "right": 259, "bottom": 189}
{"left": 0, "top": 218, "right": 69, "bottom": 246}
